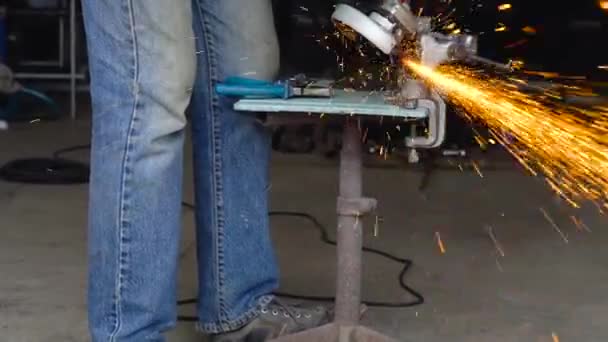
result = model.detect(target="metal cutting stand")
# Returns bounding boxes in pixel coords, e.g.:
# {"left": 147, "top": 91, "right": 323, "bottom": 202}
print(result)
{"left": 235, "top": 90, "right": 429, "bottom": 341}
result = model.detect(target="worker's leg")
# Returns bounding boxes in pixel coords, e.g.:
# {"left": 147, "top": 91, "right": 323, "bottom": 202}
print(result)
{"left": 82, "top": 1, "right": 196, "bottom": 341}
{"left": 189, "top": 0, "right": 281, "bottom": 333}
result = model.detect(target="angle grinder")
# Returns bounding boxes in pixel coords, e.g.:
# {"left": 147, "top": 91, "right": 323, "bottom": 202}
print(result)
{"left": 331, "top": 0, "right": 478, "bottom": 67}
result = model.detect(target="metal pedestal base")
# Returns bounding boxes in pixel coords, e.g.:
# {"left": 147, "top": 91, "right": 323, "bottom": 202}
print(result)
{"left": 274, "top": 119, "right": 395, "bottom": 342}
{"left": 272, "top": 323, "right": 396, "bottom": 342}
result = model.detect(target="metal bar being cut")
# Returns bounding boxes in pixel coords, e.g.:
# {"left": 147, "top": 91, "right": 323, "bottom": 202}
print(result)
{"left": 235, "top": 90, "right": 429, "bottom": 119}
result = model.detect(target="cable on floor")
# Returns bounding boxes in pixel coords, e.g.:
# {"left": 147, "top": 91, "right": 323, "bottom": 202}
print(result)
{"left": 52, "top": 144, "right": 92, "bottom": 159}
{"left": 0, "top": 144, "right": 425, "bottom": 323}
{"left": 176, "top": 203, "right": 424, "bottom": 322}
{"left": 0, "top": 144, "right": 91, "bottom": 184}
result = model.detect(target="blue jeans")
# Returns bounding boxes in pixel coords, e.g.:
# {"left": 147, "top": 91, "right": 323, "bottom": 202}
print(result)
{"left": 82, "top": 1, "right": 280, "bottom": 340}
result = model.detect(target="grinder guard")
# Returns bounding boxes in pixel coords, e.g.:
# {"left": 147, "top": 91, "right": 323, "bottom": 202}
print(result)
{"left": 331, "top": 0, "right": 429, "bottom": 55}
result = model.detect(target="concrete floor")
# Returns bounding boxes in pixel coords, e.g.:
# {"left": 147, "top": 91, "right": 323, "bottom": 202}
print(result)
{"left": 2, "top": 118, "right": 608, "bottom": 342}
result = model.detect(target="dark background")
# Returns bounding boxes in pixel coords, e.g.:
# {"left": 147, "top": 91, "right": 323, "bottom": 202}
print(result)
{"left": 5, "top": 1, "right": 607, "bottom": 81}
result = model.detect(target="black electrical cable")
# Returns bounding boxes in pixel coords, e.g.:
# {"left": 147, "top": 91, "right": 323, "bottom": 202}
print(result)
{"left": 176, "top": 203, "right": 425, "bottom": 322}
{"left": 268, "top": 211, "right": 424, "bottom": 307}
{"left": 52, "top": 144, "right": 92, "bottom": 159}
{"left": 0, "top": 158, "right": 90, "bottom": 184}
{"left": 1, "top": 143, "right": 425, "bottom": 322}
{"left": 0, "top": 144, "right": 91, "bottom": 185}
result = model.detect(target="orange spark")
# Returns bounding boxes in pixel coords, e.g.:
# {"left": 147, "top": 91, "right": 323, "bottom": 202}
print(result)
{"left": 405, "top": 60, "right": 608, "bottom": 208}
{"left": 552, "top": 332, "right": 560, "bottom": 342}
{"left": 435, "top": 232, "right": 446, "bottom": 254}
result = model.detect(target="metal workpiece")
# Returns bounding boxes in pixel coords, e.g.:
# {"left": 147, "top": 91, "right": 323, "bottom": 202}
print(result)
{"left": 468, "top": 55, "right": 513, "bottom": 71}
{"left": 420, "top": 33, "right": 478, "bottom": 67}
{"left": 234, "top": 89, "right": 429, "bottom": 119}
{"left": 400, "top": 79, "right": 430, "bottom": 100}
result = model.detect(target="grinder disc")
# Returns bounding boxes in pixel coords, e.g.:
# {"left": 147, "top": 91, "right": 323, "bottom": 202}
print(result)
{"left": 331, "top": 4, "right": 396, "bottom": 55}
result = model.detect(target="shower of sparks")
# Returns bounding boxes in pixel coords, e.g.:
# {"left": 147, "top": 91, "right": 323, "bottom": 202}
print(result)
{"left": 405, "top": 60, "right": 608, "bottom": 209}
{"left": 540, "top": 207, "right": 569, "bottom": 244}
{"left": 435, "top": 232, "right": 446, "bottom": 254}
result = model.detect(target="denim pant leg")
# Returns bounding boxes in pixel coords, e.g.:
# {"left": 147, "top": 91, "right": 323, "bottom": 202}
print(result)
{"left": 189, "top": 0, "right": 281, "bottom": 333}
{"left": 82, "top": 1, "right": 196, "bottom": 341}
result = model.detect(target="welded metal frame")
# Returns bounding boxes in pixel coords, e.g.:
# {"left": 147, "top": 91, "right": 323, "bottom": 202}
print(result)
{"left": 13, "top": 0, "right": 82, "bottom": 120}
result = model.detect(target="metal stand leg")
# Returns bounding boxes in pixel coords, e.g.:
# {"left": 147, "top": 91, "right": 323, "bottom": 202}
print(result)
{"left": 273, "top": 120, "right": 395, "bottom": 342}
{"left": 336, "top": 120, "right": 367, "bottom": 324}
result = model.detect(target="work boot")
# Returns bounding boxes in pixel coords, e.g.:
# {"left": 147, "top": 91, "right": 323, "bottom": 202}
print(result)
{"left": 209, "top": 298, "right": 332, "bottom": 342}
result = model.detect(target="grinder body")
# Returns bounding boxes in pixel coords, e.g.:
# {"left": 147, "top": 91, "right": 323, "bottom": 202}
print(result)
{"left": 331, "top": 0, "right": 477, "bottom": 67}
